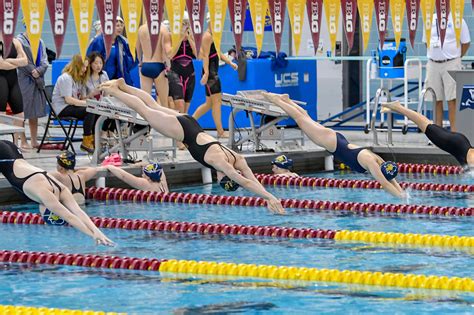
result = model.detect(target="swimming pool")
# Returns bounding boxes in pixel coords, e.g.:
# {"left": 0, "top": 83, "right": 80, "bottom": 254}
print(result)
{"left": 0, "top": 171, "right": 473, "bottom": 313}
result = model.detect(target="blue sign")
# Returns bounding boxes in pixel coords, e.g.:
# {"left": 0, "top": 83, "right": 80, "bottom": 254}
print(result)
{"left": 243, "top": 4, "right": 273, "bottom": 31}
{"left": 460, "top": 85, "right": 474, "bottom": 111}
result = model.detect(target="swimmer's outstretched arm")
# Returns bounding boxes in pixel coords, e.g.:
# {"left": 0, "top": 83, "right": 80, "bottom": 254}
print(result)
{"left": 365, "top": 162, "right": 406, "bottom": 199}
{"left": 105, "top": 165, "right": 148, "bottom": 191}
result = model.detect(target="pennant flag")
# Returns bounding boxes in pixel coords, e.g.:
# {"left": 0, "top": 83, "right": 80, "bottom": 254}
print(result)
{"left": 405, "top": 0, "right": 419, "bottom": 48}
{"left": 358, "top": 0, "right": 374, "bottom": 51}
{"left": 324, "top": 0, "right": 340, "bottom": 52}
{"left": 341, "top": 0, "right": 357, "bottom": 52}
{"left": 247, "top": 0, "right": 267, "bottom": 56}
{"left": 287, "top": 0, "right": 305, "bottom": 55}
{"left": 208, "top": 0, "right": 228, "bottom": 53}
{"left": 390, "top": 0, "right": 405, "bottom": 48}
{"left": 165, "top": 0, "right": 186, "bottom": 49}
{"left": 21, "top": 0, "right": 46, "bottom": 64}
{"left": 46, "top": 0, "right": 70, "bottom": 58}
{"left": 120, "top": 0, "right": 142, "bottom": 59}
{"left": 374, "top": 0, "right": 389, "bottom": 48}
{"left": 420, "top": 0, "right": 435, "bottom": 48}
{"left": 71, "top": 0, "right": 94, "bottom": 59}
{"left": 228, "top": 0, "right": 247, "bottom": 53}
{"left": 435, "top": 0, "right": 450, "bottom": 47}
{"left": 450, "top": 0, "right": 463, "bottom": 47}
{"left": 186, "top": 0, "right": 206, "bottom": 54}
{"left": 96, "top": 0, "right": 120, "bottom": 59}
{"left": 268, "top": 0, "right": 286, "bottom": 54}
{"left": 143, "top": 0, "right": 165, "bottom": 56}
{"left": 0, "top": 0, "right": 20, "bottom": 57}
{"left": 306, "top": 0, "right": 323, "bottom": 54}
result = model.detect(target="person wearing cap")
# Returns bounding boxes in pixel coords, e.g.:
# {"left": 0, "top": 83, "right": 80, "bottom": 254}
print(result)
{"left": 104, "top": 163, "right": 169, "bottom": 193}
{"left": 271, "top": 155, "right": 299, "bottom": 177}
{"left": 51, "top": 152, "right": 104, "bottom": 205}
{"left": 263, "top": 93, "right": 405, "bottom": 199}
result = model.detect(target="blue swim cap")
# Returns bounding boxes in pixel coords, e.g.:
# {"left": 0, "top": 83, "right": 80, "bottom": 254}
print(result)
{"left": 57, "top": 151, "right": 76, "bottom": 170}
{"left": 380, "top": 161, "right": 399, "bottom": 181}
{"left": 143, "top": 163, "right": 163, "bottom": 182}
{"left": 272, "top": 155, "right": 293, "bottom": 169}
{"left": 220, "top": 176, "right": 240, "bottom": 192}
{"left": 42, "top": 209, "right": 66, "bottom": 226}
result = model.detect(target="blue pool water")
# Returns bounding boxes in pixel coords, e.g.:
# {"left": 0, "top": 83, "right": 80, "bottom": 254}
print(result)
{"left": 0, "top": 171, "right": 473, "bottom": 313}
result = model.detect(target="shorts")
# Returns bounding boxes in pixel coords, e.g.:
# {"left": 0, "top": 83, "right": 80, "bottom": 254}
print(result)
{"left": 168, "top": 70, "right": 195, "bottom": 103}
{"left": 425, "top": 58, "right": 461, "bottom": 102}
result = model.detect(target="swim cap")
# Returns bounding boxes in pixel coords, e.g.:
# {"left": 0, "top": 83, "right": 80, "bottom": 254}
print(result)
{"left": 143, "top": 163, "right": 163, "bottom": 182}
{"left": 380, "top": 161, "right": 399, "bottom": 181}
{"left": 220, "top": 176, "right": 240, "bottom": 192}
{"left": 57, "top": 152, "right": 76, "bottom": 170}
{"left": 272, "top": 155, "right": 293, "bottom": 170}
{"left": 42, "top": 209, "right": 66, "bottom": 226}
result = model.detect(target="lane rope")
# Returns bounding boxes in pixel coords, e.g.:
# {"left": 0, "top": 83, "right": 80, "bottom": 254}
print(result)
{"left": 342, "top": 163, "right": 464, "bottom": 175}
{"left": 85, "top": 187, "right": 474, "bottom": 217}
{"left": 0, "top": 250, "right": 472, "bottom": 292}
{"left": 1, "top": 211, "right": 472, "bottom": 249}
{"left": 0, "top": 305, "right": 124, "bottom": 315}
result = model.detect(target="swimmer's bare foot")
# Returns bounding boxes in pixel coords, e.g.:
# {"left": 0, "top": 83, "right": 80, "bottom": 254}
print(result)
{"left": 381, "top": 101, "right": 402, "bottom": 114}
{"left": 262, "top": 92, "right": 284, "bottom": 105}
{"left": 177, "top": 141, "right": 186, "bottom": 150}
{"left": 217, "top": 131, "right": 229, "bottom": 138}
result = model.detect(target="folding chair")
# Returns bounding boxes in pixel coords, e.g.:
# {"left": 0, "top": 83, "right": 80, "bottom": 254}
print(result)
{"left": 37, "top": 85, "right": 80, "bottom": 153}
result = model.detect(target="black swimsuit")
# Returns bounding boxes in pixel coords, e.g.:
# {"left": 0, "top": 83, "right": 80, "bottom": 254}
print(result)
{"left": 0, "top": 42, "right": 24, "bottom": 114}
{"left": 425, "top": 124, "right": 472, "bottom": 166}
{"left": 204, "top": 41, "right": 221, "bottom": 97}
{"left": 176, "top": 115, "right": 236, "bottom": 170}
{"left": 68, "top": 174, "right": 85, "bottom": 196}
{"left": 168, "top": 40, "right": 196, "bottom": 102}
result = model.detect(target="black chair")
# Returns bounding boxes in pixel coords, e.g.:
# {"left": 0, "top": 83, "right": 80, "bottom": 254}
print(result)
{"left": 37, "top": 85, "right": 80, "bottom": 153}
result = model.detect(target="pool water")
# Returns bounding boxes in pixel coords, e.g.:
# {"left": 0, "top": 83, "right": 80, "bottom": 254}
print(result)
{"left": 0, "top": 171, "right": 473, "bottom": 313}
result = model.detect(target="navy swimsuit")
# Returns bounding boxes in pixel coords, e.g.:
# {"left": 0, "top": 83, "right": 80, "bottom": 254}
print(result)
{"left": 330, "top": 133, "right": 367, "bottom": 173}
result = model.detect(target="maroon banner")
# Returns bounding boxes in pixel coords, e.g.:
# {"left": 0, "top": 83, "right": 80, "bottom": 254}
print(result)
{"left": 0, "top": 0, "right": 20, "bottom": 57}
{"left": 268, "top": 0, "right": 286, "bottom": 53}
{"left": 306, "top": 0, "right": 323, "bottom": 54}
{"left": 46, "top": 0, "right": 70, "bottom": 58}
{"left": 186, "top": 0, "right": 206, "bottom": 54}
{"left": 143, "top": 0, "right": 165, "bottom": 56}
{"left": 228, "top": 0, "right": 247, "bottom": 53}
{"left": 341, "top": 0, "right": 357, "bottom": 52}
{"left": 374, "top": 0, "right": 389, "bottom": 48}
{"left": 435, "top": 0, "right": 450, "bottom": 47}
{"left": 96, "top": 0, "right": 120, "bottom": 59}
{"left": 405, "top": 0, "right": 419, "bottom": 48}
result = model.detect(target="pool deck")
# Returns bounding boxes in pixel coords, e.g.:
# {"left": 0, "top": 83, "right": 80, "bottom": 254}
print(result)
{"left": 0, "top": 128, "right": 456, "bottom": 203}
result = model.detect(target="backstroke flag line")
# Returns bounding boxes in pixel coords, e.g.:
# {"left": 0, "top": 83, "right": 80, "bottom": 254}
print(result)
{"left": 46, "top": 0, "right": 70, "bottom": 58}
{"left": 268, "top": 0, "right": 286, "bottom": 54}
{"left": 165, "top": 0, "right": 186, "bottom": 50}
{"left": 186, "top": 0, "right": 206, "bottom": 53}
{"left": 21, "top": 0, "right": 46, "bottom": 64}
{"left": 71, "top": 0, "right": 94, "bottom": 59}
{"left": 306, "top": 0, "right": 323, "bottom": 54}
{"left": 405, "top": 0, "right": 419, "bottom": 48}
{"left": 143, "top": 0, "right": 164, "bottom": 56}
{"left": 96, "top": 0, "right": 120, "bottom": 59}
{"left": 228, "top": 0, "right": 247, "bottom": 53}
{"left": 420, "top": 0, "right": 435, "bottom": 48}
{"left": 450, "top": 0, "right": 464, "bottom": 47}
{"left": 208, "top": 0, "right": 228, "bottom": 53}
{"left": 324, "top": 0, "right": 340, "bottom": 52}
{"left": 374, "top": 0, "right": 389, "bottom": 48}
{"left": 358, "top": 0, "right": 374, "bottom": 51}
{"left": 435, "top": 0, "right": 450, "bottom": 47}
{"left": 287, "top": 0, "right": 305, "bottom": 56}
{"left": 248, "top": 0, "right": 267, "bottom": 56}
{"left": 0, "top": 0, "right": 20, "bottom": 57}
{"left": 120, "top": 0, "right": 142, "bottom": 59}
{"left": 341, "top": 0, "right": 357, "bottom": 52}
{"left": 390, "top": 0, "right": 405, "bottom": 48}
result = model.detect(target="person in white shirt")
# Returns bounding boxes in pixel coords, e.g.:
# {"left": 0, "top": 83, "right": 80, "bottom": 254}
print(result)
{"left": 422, "top": 13, "right": 471, "bottom": 131}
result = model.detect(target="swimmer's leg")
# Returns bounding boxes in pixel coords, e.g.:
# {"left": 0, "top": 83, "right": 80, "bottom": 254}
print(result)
{"left": 381, "top": 101, "right": 432, "bottom": 133}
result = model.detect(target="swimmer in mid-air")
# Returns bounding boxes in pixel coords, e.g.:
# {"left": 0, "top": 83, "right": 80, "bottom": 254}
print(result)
{"left": 271, "top": 155, "right": 299, "bottom": 177}
{"left": 105, "top": 163, "right": 169, "bottom": 193}
{"left": 99, "top": 78, "right": 284, "bottom": 214}
{"left": 263, "top": 93, "right": 405, "bottom": 199}
{"left": 381, "top": 101, "right": 473, "bottom": 169}
{"left": 0, "top": 140, "right": 114, "bottom": 246}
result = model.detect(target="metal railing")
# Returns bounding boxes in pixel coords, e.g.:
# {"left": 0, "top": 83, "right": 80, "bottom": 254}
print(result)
{"left": 417, "top": 87, "right": 437, "bottom": 117}
{"left": 371, "top": 88, "right": 393, "bottom": 145}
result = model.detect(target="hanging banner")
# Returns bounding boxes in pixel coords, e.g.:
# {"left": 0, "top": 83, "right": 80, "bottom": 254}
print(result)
{"left": 268, "top": 0, "right": 286, "bottom": 53}
{"left": 165, "top": 0, "right": 186, "bottom": 49}
{"left": 435, "top": 0, "right": 449, "bottom": 47}
{"left": 228, "top": 0, "right": 247, "bottom": 52}
{"left": 374, "top": 0, "right": 389, "bottom": 48}
{"left": 420, "top": 0, "right": 435, "bottom": 48}
{"left": 0, "top": 0, "right": 20, "bottom": 57}
{"left": 208, "top": 0, "right": 227, "bottom": 53}
{"left": 120, "top": 0, "right": 142, "bottom": 59}
{"left": 287, "top": 0, "right": 305, "bottom": 55}
{"left": 46, "top": 0, "right": 70, "bottom": 58}
{"left": 405, "top": 0, "right": 419, "bottom": 48}
{"left": 71, "top": 0, "right": 94, "bottom": 59}
{"left": 341, "top": 0, "right": 357, "bottom": 52}
{"left": 450, "top": 0, "right": 463, "bottom": 47}
{"left": 324, "top": 0, "right": 340, "bottom": 52}
{"left": 390, "top": 0, "right": 405, "bottom": 48}
{"left": 248, "top": 0, "right": 268, "bottom": 55}
{"left": 306, "top": 0, "right": 323, "bottom": 54}
{"left": 96, "top": 0, "right": 120, "bottom": 59}
{"left": 21, "top": 0, "right": 46, "bottom": 64}
{"left": 143, "top": 0, "right": 164, "bottom": 56}
{"left": 186, "top": 0, "right": 206, "bottom": 53}
{"left": 358, "top": 0, "right": 374, "bottom": 51}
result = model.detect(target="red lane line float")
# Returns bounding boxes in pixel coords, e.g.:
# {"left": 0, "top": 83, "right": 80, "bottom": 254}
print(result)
{"left": 82, "top": 187, "right": 473, "bottom": 217}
